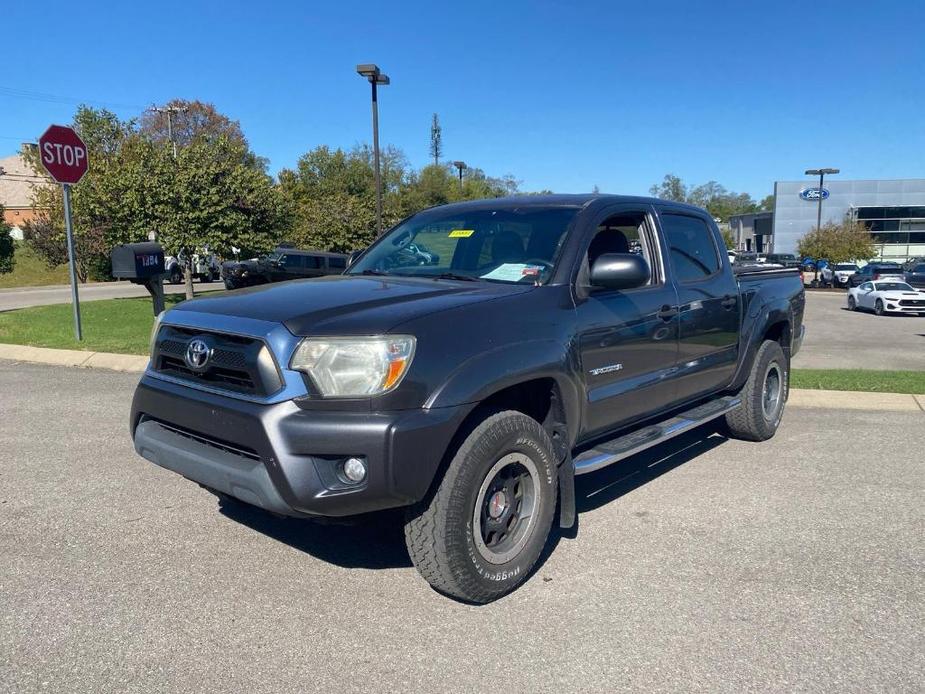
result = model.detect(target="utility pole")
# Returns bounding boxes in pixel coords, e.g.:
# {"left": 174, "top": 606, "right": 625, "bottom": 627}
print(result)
{"left": 452, "top": 161, "right": 466, "bottom": 194}
{"left": 150, "top": 104, "right": 189, "bottom": 158}
{"left": 804, "top": 167, "right": 840, "bottom": 232}
{"left": 356, "top": 65, "right": 390, "bottom": 236}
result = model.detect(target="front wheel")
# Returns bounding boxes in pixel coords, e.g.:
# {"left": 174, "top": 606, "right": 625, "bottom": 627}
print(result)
{"left": 875, "top": 299, "right": 885, "bottom": 316}
{"left": 404, "top": 410, "right": 558, "bottom": 603}
{"left": 725, "top": 339, "right": 788, "bottom": 442}
{"left": 847, "top": 295, "right": 857, "bottom": 311}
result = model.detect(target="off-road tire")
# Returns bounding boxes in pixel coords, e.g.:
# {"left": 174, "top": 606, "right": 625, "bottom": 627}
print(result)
{"left": 404, "top": 410, "right": 558, "bottom": 603}
{"left": 725, "top": 339, "right": 788, "bottom": 442}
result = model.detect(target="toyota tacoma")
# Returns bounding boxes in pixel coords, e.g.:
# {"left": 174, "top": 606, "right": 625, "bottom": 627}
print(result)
{"left": 131, "top": 194, "right": 805, "bottom": 603}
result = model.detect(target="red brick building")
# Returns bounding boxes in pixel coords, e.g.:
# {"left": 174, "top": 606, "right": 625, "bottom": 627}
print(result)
{"left": 0, "top": 151, "right": 49, "bottom": 239}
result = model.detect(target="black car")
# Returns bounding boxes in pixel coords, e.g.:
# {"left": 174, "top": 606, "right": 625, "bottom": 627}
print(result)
{"left": 132, "top": 194, "right": 804, "bottom": 603}
{"left": 905, "top": 263, "right": 925, "bottom": 288}
{"left": 764, "top": 253, "right": 801, "bottom": 268}
{"left": 221, "top": 248, "right": 348, "bottom": 289}
{"left": 847, "top": 263, "right": 904, "bottom": 287}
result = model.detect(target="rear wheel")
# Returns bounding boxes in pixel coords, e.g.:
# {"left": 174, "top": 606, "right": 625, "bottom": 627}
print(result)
{"left": 725, "top": 339, "right": 788, "bottom": 442}
{"left": 875, "top": 299, "right": 885, "bottom": 316}
{"left": 169, "top": 267, "right": 183, "bottom": 284}
{"left": 404, "top": 410, "right": 557, "bottom": 603}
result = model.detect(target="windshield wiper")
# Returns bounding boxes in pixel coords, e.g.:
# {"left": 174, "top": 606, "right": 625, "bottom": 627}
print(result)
{"left": 432, "top": 272, "right": 478, "bottom": 282}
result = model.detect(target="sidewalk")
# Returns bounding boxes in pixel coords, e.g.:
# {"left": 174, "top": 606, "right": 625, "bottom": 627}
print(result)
{"left": 1, "top": 342, "right": 923, "bottom": 412}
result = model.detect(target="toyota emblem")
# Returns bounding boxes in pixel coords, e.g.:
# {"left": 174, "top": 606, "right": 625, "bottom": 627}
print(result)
{"left": 184, "top": 338, "right": 212, "bottom": 370}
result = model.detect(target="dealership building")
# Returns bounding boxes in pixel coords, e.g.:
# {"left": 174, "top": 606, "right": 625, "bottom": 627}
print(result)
{"left": 731, "top": 178, "right": 925, "bottom": 262}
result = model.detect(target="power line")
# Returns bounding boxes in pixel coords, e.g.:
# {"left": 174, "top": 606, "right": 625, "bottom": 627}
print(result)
{"left": 0, "top": 85, "right": 143, "bottom": 111}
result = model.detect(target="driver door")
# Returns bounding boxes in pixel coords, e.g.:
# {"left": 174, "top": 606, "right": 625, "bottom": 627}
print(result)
{"left": 858, "top": 281, "right": 875, "bottom": 308}
{"left": 575, "top": 205, "right": 680, "bottom": 439}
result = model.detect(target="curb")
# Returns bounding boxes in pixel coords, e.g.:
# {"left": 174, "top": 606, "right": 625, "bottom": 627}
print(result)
{"left": 0, "top": 343, "right": 923, "bottom": 412}
{"left": 0, "top": 343, "right": 148, "bottom": 373}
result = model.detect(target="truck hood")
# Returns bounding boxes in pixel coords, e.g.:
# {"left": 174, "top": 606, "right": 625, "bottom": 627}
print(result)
{"left": 171, "top": 274, "right": 534, "bottom": 335}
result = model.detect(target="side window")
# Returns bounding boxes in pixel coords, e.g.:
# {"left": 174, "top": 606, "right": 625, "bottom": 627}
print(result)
{"left": 860, "top": 282, "right": 873, "bottom": 291}
{"left": 328, "top": 256, "right": 347, "bottom": 270}
{"left": 661, "top": 213, "right": 720, "bottom": 282}
{"left": 303, "top": 255, "right": 323, "bottom": 269}
{"left": 280, "top": 254, "right": 300, "bottom": 269}
{"left": 586, "top": 212, "right": 655, "bottom": 288}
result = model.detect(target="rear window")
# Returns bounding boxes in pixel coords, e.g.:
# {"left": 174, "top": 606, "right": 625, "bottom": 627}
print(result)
{"left": 835, "top": 264, "right": 857, "bottom": 271}
{"left": 661, "top": 214, "right": 720, "bottom": 281}
{"left": 914, "top": 265, "right": 925, "bottom": 273}
{"left": 328, "top": 256, "right": 347, "bottom": 269}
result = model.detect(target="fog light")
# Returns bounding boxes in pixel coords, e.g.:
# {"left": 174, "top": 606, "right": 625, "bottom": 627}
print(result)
{"left": 342, "top": 457, "right": 367, "bottom": 483}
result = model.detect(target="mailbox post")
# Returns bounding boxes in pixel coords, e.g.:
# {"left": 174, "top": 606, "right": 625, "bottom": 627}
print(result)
{"left": 111, "top": 243, "right": 167, "bottom": 316}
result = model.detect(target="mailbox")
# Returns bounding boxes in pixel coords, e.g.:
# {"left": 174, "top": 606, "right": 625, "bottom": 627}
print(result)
{"left": 111, "top": 242, "right": 165, "bottom": 280}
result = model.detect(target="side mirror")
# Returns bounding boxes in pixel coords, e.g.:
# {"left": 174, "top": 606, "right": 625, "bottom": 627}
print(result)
{"left": 590, "top": 253, "right": 650, "bottom": 290}
{"left": 347, "top": 250, "right": 363, "bottom": 267}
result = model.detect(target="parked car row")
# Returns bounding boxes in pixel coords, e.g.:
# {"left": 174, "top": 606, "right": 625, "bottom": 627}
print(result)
{"left": 221, "top": 247, "right": 349, "bottom": 289}
{"left": 799, "top": 258, "right": 923, "bottom": 290}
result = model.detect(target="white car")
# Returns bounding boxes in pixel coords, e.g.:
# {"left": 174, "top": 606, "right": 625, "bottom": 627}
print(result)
{"left": 847, "top": 280, "right": 925, "bottom": 316}
{"left": 822, "top": 263, "right": 859, "bottom": 287}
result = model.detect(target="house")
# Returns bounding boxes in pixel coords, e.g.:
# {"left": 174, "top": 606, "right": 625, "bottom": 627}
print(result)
{"left": 0, "top": 150, "right": 49, "bottom": 240}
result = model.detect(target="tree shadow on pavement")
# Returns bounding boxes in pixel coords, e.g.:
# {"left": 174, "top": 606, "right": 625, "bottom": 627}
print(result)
{"left": 217, "top": 422, "right": 730, "bottom": 576}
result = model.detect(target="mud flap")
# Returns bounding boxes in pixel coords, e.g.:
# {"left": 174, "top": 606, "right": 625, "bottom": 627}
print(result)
{"left": 558, "top": 452, "right": 575, "bottom": 529}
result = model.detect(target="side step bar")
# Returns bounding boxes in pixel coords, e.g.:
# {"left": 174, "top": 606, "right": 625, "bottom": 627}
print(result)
{"left": 573, "top": 395, "right": 741, "bottom": 476}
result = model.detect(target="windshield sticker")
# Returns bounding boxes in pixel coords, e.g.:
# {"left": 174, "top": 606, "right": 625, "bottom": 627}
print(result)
{"left": 480, "top": 263, "right": 543, "bottom": 282}
{"left": 448, "top": 229, "right": 475, "bottom": 238}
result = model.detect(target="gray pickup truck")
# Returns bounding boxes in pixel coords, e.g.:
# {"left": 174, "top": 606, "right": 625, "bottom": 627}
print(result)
{"left": 131, "top": 194, "right": 805, "bottom": 602}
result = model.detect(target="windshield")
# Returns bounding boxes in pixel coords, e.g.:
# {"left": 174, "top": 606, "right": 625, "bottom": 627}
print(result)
{"left": 875, "top": 282, "right": 912, "bottom": 291}
{"left": 835, "top": 264, "right": 858, "bottom": 271}
{"left": 347, "top": 206, "right": 580, "bottom": 284}
{"left": 263, "top": 251, "right": 283, "bottom": 263}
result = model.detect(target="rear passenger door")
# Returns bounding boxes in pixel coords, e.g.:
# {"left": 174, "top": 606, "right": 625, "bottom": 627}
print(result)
{"left": 657, "top": 209, "right": 740, "bottom": 403}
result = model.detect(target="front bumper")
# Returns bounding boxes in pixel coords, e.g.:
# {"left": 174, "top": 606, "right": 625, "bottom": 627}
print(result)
{"left": 131, "top": 375, "right": 469, "bottom": 517}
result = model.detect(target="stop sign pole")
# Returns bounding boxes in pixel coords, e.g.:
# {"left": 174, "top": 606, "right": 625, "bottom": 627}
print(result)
{"left": 39, "top": 125, "right": 89, "bottom": 341}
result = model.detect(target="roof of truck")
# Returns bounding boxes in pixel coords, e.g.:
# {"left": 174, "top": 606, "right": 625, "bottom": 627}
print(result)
{"left": 425, "top": 194, "right": 708, "bottom": 215}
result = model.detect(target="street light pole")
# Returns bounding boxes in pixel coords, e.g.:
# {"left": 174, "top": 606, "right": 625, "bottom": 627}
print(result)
{"left": 357, "top": 64, "right": 390, "bottom": 236}
{"left": 150, "top": 105, "right": 189, "bottom": 159}
{"left": 805, "top": 167, "right": 840, "bottom": 231}
{"left": 452, "top": 161, "right": 467, "bottom": 194}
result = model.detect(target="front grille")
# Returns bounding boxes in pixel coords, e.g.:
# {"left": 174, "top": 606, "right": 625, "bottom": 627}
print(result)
{"left": 899, "top": 299, "right": 925, "bottom": 307}
{"left": 152, "top": 325, "right": 283, "bottom": 397}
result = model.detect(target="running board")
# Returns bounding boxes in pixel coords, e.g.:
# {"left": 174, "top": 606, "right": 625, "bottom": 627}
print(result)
{"left": 573, "top": 396, "right": 741, "bottom": 476}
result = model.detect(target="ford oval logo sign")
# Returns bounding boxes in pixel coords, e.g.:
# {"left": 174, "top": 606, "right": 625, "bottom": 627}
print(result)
{"left": 800, "top": 187, "right": 829, "bottom": 201}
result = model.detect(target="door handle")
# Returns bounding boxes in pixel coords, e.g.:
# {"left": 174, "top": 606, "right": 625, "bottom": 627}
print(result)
{"left": 721, "top": 295, "right": 737, "bottom": 309}
{"left": 657, "top": 305, "right": 678, "bottom": 321}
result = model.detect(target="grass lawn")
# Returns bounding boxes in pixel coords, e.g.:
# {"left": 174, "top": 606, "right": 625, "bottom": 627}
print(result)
{"left": 791, "top": 369, "right": 925, "bottom": 394}
{"left": 0, "top": 241, "right": 71, "bottom": 289}
{"left": 0, "top": 295, "right": 186, "bottom": 355}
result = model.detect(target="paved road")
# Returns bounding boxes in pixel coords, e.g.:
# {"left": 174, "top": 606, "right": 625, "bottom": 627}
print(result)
{"left": 1, "top": 361, "right": 922, "bottom": 693}
{"left": 0, "top": 280, "right": 224, "bottom": 312}
{"left": 794, "top": 290, "right": 925, "bottom": 370}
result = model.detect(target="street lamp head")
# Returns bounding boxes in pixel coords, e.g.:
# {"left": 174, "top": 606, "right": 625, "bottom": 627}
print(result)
{"left": 452, "top": 161, "right": 467, "bottom": 170}
{"left": 375, "top": 73, "right": 390, "bottom": 86}
{"left": 356, "top": 63, "right": 381, "bottom": 78}
{"left": 805, "top": 168, "right": 840, "bottom": 176}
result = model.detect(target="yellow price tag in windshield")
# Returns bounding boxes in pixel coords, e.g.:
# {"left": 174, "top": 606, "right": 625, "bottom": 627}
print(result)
{"left": 448, "top": 229, "right": 475, "bottom": 238}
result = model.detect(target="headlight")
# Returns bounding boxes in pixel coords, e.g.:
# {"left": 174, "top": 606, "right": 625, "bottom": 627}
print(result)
{"left": 149, "top": 310, "right": 165, "bottom": 358}
{"left": 290, "top": 336, "right": 416, "bottom": 397}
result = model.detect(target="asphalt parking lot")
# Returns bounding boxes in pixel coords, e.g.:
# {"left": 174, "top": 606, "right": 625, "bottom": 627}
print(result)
{"left": 795, "top": 290, "right": 925, "bottom": 370}
{"left": 1, "top": 361, "right": 923, "bottom": 693}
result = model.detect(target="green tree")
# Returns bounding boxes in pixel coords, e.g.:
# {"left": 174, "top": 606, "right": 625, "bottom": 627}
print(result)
{"left": 24, "top": 105, "right": 289, "bottom": 294}
{"left": 649, "top": 174, "right": 687, "bottom": 202}
{"left": 721, "top": 226, "right": 736, "bottom": 249}
{"left": 0, "top": 204, "right": 14, "bottom": 274}
{"left": 429, "top": 113, "right": 442, "bottom": 166}
{"left": 758, "top": 194, "right": 775, "bottom": 211}
{"left": 797, "top": 218, "right": 875, "bottom": 269}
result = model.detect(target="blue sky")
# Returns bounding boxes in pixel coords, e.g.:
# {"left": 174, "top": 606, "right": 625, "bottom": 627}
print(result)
{"left": 4, "top": 0, "right": 923, "bottom": 199}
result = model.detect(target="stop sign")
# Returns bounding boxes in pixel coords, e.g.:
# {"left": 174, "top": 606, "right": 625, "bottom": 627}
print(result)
{"left": 38, "top": 125, "right": 89, "bottom": 184}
